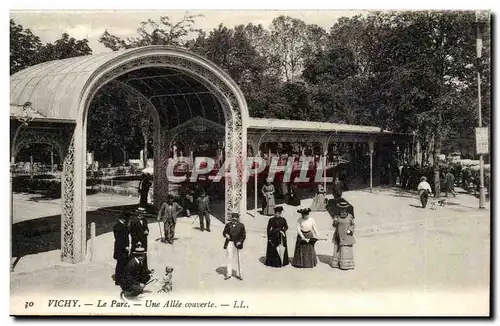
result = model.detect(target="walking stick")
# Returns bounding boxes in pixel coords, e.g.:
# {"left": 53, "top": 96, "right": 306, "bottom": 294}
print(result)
{"left": 236, "top": 247, "right": 242, "bottom": 279}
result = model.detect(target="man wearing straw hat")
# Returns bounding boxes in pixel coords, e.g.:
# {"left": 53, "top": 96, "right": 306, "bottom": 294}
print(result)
{"left": 113, "top": 210, "right": 130, "bottom": 286}
{"left": 222, "top": 213, "right": 246, "bottom": 280}
{"left": 121, "top": 243, "right": 152, "bottom": 298}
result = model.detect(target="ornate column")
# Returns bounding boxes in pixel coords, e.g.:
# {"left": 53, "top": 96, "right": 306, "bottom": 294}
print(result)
{"left": 61, "top": 124, "right": 85, "bottom": 263}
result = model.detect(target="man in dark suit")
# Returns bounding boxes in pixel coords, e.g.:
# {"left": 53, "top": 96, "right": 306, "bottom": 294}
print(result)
{"left": 129, "top": 208, "right": 150, "bottom": 272}
{"left": 222, "top": 213, "right": 246, "bottom": 280}
{"left": 113, "top": 211, "right": 130, "bottom": 286}
{"left": 121, "top": 244, "right": 151, "bottom": 298}
{"left": 333, "top": 176, "right": 343, "bottom": 201}
{"left": 196, "top": 190, "right": 211, "bottom": 232}
{"left": 138, "top": 173, "right": 152, "bottom": 208}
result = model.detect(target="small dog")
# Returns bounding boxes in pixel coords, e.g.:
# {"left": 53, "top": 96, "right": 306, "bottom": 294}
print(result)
{"left": 430, "top": 199, "right": 446, "bottom": 210}
{"left": 158, "top": 266, "right": 174, "bottom": 293}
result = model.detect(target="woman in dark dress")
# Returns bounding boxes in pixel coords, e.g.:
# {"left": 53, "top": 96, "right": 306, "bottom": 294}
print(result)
{"left": 265, "top": 206, "right": 289, "bottom": 267}
{"left": 292, "top": 208, "right": 319, "bottom": 268}
{"left": 288, "top": 183, "right": 301, "bottom": 206}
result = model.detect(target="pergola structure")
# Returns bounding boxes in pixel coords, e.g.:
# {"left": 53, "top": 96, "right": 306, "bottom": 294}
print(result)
{"left": 10, "top": 46, "right": 414, "bottom": 265}
{"left": 10, "top": 46, "right": 249, "bottom": 264}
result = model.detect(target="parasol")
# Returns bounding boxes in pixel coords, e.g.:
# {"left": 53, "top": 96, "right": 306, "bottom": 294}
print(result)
{"left": 276, "top": 231, "right": 286, "bottom": 265}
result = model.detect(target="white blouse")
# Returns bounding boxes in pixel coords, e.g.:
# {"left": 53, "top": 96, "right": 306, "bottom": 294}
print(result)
{"left": 296, "top": 217, "right": 319, "bottom": 239}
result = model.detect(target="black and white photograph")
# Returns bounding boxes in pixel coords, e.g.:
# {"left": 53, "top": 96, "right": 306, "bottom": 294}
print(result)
{"left": 8, "top": 9, "right": 491, "bottom": 316}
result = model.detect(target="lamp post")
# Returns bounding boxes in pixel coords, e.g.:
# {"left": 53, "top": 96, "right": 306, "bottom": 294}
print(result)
{"left": 473, "top": 12, "right": 487, "bottom": 209}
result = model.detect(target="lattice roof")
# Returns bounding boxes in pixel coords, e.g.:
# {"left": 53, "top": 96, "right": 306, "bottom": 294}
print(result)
{"left": 10, "top": 46, "right": 224, "bottom": 126}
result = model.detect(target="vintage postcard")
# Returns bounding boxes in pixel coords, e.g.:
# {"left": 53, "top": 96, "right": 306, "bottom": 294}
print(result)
{"left": 9, "top": 9, "right": 491, "bottom": 316}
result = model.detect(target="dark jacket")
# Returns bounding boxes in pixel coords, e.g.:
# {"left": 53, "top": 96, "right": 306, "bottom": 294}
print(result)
{"left": 138, "top": 178, "right": 152, "bottom": 195}
{"left": 130, "top": 216, "right": 149, "bottom": 250}
{"left": 223, "top": 221, "right": 246, "bottom": 250}
{"left": 445, "top": 172, "right": 455, "bottom": 188}
{"left": 122, "top": 257, "right": 150, "bottom": 290}
{"left": 267, "top": 216, "right": 288, "bottom": 247}
{"left": 158, "top": 202, "right": 183, "bottom": 224}
{"left": 333, "top": 181, "right": 343, "bottom": 198}
{"left": 113, "top": 220, "right": 129, "bottom": 260}
{"left": 196, "top": 196, "right": 210, "bottom": 213}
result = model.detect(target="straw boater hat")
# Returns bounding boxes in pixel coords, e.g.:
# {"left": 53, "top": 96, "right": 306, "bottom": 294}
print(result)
{"left": 136, "top": 207, "right": 147, "bottom": 215}
{"left": 336, "top": 201, "right": 350, "bottom": 209}
{"left": 133, "top": 243, "right": 146, "bottom": 255}
{"left": 274, "top": 206, "right": 284, "bottom": 213}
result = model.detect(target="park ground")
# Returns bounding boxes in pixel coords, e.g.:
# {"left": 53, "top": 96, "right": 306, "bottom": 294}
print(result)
{"left": 10, "top": 187, "right": 490, "bottom": 316}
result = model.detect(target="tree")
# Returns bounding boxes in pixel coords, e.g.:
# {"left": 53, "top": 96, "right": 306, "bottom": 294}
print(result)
{"left": 37, "top": 33, "right": 92, "bottom": 61}
{"left": 357, "top": 11, "right": 490, "bottom": 195}
{"left": 10, "top": 19, "right": 42, "bottom": 74}
{"left": 11, "top": 19, "right": 93, "bottom": 74}
{"left": 87, "top": 84, "right": 143, "bottom": 165}
{"left": 98, "top": 13, "right": 202, "bottom": 160}
{"left": 99, "top": 13, "right": 202, "bottom": 50}
{"left": 268, "top": 16, "right": 309, "bottom": 82}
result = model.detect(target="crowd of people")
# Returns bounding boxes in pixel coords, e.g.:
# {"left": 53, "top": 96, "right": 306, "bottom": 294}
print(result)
{"left": 113, "top": 178, "right": 357, "bottom": 298}
{"left": 113, "top": 156, "right": 488, "bottom": 299}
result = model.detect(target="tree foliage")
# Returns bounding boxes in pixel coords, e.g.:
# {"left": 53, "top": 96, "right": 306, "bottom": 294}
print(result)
{"left": 10, "top": 19, "right": 92, "bottom": 75}
{"left": 10, "top": 11, "right": 491, "bottom": 172}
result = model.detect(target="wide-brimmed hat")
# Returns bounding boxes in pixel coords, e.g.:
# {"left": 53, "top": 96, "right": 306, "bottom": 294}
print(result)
{"left": 133, "top": 243, "right": 146, "bottom": 255}
{"left": 336, "top": 201, "right": 350, "bottom": 209}
{"left": 135, "top": 207, "right": 147, "bottom": 214}
{"left": 297, "top": 208, "right": 311, "bottom": 215}
{"left": 274, "top": 206, "right": 284, "bottom": 213}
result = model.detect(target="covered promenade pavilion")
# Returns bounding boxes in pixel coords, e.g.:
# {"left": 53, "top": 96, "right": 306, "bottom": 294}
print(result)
{"left": 10, "top": 45, "right": 413, "bottom": 265}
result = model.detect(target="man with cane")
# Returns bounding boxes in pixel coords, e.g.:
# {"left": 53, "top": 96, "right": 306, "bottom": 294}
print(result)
{"left": 222, "top": 213, "right": 246, "bottom": 281}
{"left": 157, "top": 194, "right": 183, "bottom": 244}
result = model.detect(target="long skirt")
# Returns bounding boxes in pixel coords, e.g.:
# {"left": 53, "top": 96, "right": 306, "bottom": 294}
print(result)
{"left": 292, "top": 231, "right": 317, "bottom": 268}
{"left": 310, "top": 193, "right": 326, "bottom": 211}
{"left": 331, "top": 242, "right": 355, "bottom": 270}
{"left": 262, "top": 194, "right": 275, "bottom": 216}
{"left": 265, "top": 235, "right": 289, "bottom": 268}
{"left": 164, "top": 219, "right": 176, "bottom": 244}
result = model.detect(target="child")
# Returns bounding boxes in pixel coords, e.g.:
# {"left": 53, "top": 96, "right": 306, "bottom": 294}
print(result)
{"left": 417, "top": 176, "right": 433, "bottom": 208}
{"left": 158, "top": 266, "right": 174, "bottom": 293}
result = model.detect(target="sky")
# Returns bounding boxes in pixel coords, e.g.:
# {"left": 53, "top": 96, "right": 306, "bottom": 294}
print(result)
{"left": 10, "top": 10, "right": 366, "bottom": 54}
